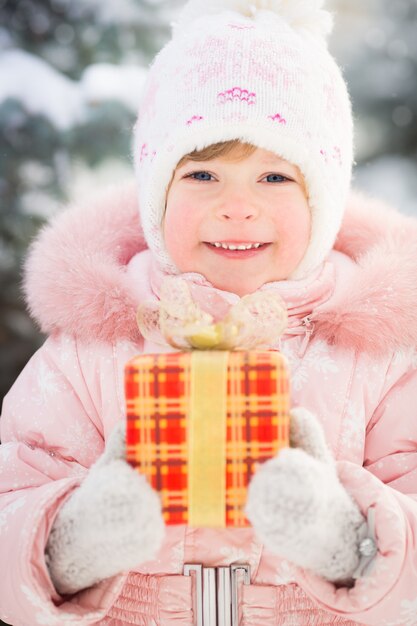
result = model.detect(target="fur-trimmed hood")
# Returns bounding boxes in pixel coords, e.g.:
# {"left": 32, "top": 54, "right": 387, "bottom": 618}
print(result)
{"left": 23, "top": 183, "right": 417, "bottom": 356}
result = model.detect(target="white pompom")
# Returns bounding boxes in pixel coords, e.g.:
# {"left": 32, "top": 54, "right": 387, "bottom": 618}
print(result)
{"left": 173, "top": 0, "right": 333, "bottom": 40}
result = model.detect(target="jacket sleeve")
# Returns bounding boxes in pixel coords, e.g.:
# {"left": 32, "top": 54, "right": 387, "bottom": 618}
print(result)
{"left": 297, "top": 350, "right": 417, "bottom": 625}
{"left": 0, "top": 333, "right": 127, "bottom": 626}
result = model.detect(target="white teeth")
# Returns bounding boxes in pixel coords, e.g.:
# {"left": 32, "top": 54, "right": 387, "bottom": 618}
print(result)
{"left": 210, "top": 242, "right": 264, "bottom": 250}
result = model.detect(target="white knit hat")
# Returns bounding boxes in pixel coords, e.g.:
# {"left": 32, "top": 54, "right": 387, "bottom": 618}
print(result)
{"left": 134, "top": 0, "right": 353, "bottom": 280}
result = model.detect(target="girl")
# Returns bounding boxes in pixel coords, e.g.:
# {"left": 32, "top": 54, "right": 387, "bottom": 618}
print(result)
{"left": 1, "top": 1, "right": 417, "bottom": 625}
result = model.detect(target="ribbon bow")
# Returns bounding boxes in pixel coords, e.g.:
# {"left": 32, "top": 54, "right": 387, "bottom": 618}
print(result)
{"left": 136, "top": 276, "right": 288, "bottom": 350}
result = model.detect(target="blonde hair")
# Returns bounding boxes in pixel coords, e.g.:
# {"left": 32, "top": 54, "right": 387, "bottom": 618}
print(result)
{"left": 176, "top": 140, "right": 257, "bottom": 168}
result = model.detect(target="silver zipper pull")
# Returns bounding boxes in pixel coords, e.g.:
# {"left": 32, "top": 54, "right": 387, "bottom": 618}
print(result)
{"left": 299, "top": 316, "right": 314, "bottom": 358}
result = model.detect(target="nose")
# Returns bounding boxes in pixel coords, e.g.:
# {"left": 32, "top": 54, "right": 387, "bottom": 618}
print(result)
{"left": 215, "top": 192, "right": 259, "bottom": 221}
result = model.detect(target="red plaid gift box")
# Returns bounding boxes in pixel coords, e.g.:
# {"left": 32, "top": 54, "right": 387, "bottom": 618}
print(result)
{"left": 125, "top": 350, "right": 289, "bottom": 527}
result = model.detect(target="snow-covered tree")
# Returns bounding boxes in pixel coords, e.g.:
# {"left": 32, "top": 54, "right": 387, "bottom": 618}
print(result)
{"left": 0, "top": 0, "right": 179, "bottom": 411}
{"left": 329, "top": 0, "right": 417, "bottom": 212}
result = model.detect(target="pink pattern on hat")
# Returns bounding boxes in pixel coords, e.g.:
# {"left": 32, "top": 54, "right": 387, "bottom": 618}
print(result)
{"left": 139, "top": 143, "right": 148, "bottom": 162}
{"left": 324, "top": 83, "right": 343, "bottom": 120}
{"left": 332, "top": 146, "right": 342, "bottom": 166}
{"left": 187, "top": 36, "right": 228, "bottom": 59}
{"left": 184, "top": 37, "right": 229, "bottom": 88}
{"left": 217, "top": 87, "right": 256, "bottom": 105}
{"left": 184, "top": 61, "right": 226, "bottom": 88}
{"left": 140, "top": 78, "right": 159, "bottom": 121}
{"left": 320, "top": 146, "right": 343, "bottom": 167}
{"left": 320, "top": 149, "right": 328, "bottom": 163}
{"left": 222, "top": 111, "right": 250, "bottom": 122}
{"left": 186, "top": 115, "right": 204, "bottom": 126}
{"left": 268, "top": 113, "right": 287, "bottom": 124}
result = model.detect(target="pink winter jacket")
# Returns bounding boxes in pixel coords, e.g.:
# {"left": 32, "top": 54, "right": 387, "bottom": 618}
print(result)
{"left": 1, "top": 184, "right": 417, "bottom": 626}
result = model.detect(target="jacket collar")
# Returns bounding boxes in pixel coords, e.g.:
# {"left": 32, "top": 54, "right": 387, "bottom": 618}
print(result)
{"left": 23, "top": 183, "right": 417, "bottom": 356}
{"left": 147, "top": 249, "right": 337, "bottom": 329}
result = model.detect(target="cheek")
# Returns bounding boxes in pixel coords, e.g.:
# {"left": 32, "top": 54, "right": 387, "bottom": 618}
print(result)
{"left": 163, "top": 201, "right": 199, "bottom": 268}
{"left": 277, "top": 205, "right": 311, "bottom": 256}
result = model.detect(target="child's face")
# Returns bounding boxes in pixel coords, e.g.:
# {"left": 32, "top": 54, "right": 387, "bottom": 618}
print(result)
{"left": 163, "top": 147, "right": 311, "bottom": 296}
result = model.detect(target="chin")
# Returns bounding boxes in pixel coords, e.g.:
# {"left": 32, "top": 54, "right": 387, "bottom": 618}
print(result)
{"left": 216, "top": 280, "right": 263, "bottom": 297}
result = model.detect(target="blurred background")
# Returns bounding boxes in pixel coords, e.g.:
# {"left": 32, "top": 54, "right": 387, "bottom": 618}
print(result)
{"left": 0, "top": 0, "right": 417, "bottom": 406}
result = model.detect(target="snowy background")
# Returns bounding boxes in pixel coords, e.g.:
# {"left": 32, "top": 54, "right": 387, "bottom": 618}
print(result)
{"left": 0, "top": 0, "right": 416, "bottom": 407}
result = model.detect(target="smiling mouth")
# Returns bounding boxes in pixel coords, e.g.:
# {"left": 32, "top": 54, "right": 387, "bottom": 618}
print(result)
{"left": 203, "top": 241, "right": 272, "bottom": 258}
{"left": 205, "top": 241, "right": 269, "bottom": 251}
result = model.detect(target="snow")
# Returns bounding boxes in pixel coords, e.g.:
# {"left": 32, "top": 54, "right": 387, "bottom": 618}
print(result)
{"left": 80, "top": 63, "right": 148, "bottom": 113}
{"left": 80, "top": 0, "right": 180, "bottom": 27}
{"left": 69, "top": 158, "right": 133, "bottom": 204}
{"left": 0, "top": 49, "right": 148, "bottom": 129}
{"left": 354, "top": 155, "right": 417, "bottom": 216}
{"left": 20, "top": 189, "right": 62, "bottom": 220}
{"left": 0, "top": 49, "right": 83, "bottom": 130}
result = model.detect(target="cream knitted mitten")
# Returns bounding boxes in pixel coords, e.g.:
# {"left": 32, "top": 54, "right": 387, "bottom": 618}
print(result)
{"left": 45, "top": 421, "right": 165, "bottom": 595}
{"left": 245, "top": 408, "right": 371, "bottom": 583}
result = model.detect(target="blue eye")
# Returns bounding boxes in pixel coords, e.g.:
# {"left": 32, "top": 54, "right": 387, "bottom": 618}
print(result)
{"left": 188, "top": 171, "right": 213, "bottom": 181}
{"left": 265, "top": 174, "right": 288, "bottom": 183}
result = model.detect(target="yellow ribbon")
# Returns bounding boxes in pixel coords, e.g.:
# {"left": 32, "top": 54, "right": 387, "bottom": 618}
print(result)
{"left": 188, "top": 351, "right": 229, "bottom": 527}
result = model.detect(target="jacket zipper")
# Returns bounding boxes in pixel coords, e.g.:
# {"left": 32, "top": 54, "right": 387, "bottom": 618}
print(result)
{"left": 298, "top": 316, "right": 315, "bottom": 358}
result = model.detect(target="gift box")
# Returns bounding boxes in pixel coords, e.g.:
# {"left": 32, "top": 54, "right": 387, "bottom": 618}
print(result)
{"left": 125, "top": 350, "right": 290, "bottom": 528}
